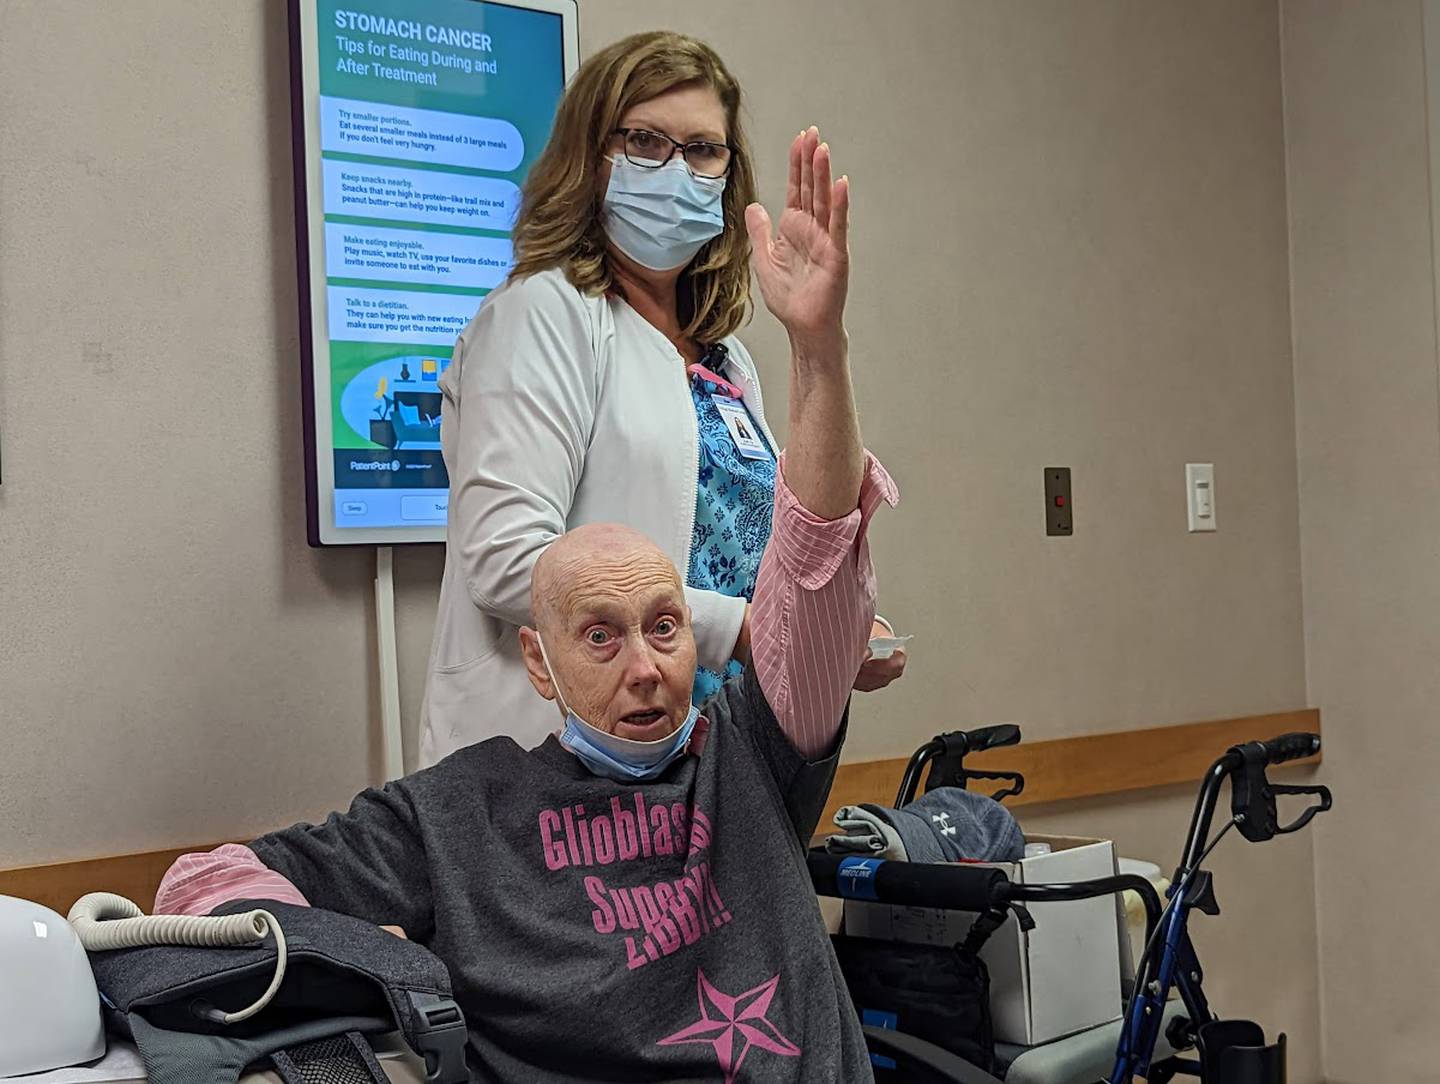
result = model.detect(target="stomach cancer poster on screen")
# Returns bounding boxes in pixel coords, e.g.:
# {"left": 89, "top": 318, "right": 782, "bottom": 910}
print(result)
{"left": 313, "top": 0, "right": 565, "bottom": 535}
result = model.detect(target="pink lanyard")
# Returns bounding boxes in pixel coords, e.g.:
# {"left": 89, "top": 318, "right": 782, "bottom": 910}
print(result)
{"left": 685, "top": 361, "right": 745, "bottom": 400}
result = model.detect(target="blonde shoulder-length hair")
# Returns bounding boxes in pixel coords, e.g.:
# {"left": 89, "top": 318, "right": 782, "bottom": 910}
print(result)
{"left": 508, "top": 31, "right": 758, "bottom": 343}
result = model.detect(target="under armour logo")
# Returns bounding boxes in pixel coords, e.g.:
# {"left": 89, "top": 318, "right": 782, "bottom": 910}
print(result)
{"left": 931, "top": 812, "right": 957, "bottom": 837}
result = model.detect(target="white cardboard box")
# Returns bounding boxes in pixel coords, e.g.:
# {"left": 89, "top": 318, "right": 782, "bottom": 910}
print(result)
{"left": 843, "top": 835, "right": 1124, "bottom": 1046}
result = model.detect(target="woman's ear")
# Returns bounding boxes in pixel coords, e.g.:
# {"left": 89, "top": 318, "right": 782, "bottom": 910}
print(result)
{"left": 518, "top": 626, "right": 558, "bottom": 702}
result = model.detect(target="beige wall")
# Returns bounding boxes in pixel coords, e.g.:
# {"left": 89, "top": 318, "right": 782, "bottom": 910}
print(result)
{"left": 1282, "top": 1, "right": 1440, "bottom": 1079}
{"left": 0, "top": 1, "right": 382, "bottom": 860}
{"left": 0, "top": 1, "right": 1324, "bottom": 1074}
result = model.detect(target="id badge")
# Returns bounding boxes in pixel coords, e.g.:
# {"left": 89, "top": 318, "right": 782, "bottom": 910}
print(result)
{"left": 711, "top": 395, "right": 771, "bottom": 460}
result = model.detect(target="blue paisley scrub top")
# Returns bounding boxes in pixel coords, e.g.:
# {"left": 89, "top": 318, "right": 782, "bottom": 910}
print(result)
{"left": 687, "top": 356, "right": 776, "bottom": 705}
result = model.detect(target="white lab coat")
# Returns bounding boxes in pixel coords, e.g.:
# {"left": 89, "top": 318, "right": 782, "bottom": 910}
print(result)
{"left": 418, "top": 266, "right": 779, "bottom": 765}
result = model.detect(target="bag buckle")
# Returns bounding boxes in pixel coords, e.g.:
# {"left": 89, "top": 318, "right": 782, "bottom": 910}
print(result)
{"left": 405, "top": 991, "right": 469, "bottom": 1084}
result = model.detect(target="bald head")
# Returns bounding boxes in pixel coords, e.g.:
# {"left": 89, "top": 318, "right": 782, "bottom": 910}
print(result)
{"left": 531, "top": 524, "right": 682, "bottom": 637}
{"left": 520, "top": 524, "right": 697, "bottom": 740}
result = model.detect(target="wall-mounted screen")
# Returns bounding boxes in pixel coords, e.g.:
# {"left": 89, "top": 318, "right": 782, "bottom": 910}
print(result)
{"left": 290, "top": 0, "right": 578, "bottom": 544}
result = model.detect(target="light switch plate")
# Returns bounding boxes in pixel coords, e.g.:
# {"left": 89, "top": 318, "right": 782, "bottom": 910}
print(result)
{"left": 1186, "top": 463, "right": 1216, "bottom": 532}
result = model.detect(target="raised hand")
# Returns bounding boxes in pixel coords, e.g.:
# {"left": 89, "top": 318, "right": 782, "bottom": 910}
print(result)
{"left": 744, "top": 127, "right": 849, "bottom": 347}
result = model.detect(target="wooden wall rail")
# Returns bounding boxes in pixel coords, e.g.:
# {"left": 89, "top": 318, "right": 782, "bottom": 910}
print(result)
{"left": 819, "top": 709, "right": 1321, "bottom": 835}
{"left": 1, "top": 710, "right": 1319, "bottom": 918}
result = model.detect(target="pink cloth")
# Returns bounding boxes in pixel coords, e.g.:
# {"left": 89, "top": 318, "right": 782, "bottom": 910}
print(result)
{"left": 753, "top": 451, "right": 897, "bottom": 756}
{"left": 154, "top": 842, "right": 308, "bottom": 915}
{"left": 156, "top": 452, "right": 897, "bottom": 916}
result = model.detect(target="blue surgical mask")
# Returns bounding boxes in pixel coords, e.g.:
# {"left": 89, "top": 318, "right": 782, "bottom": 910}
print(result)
{"left": 601, "top": 155, "right": 726, "bottom": 272}
{"left": 537, "top": 633, "right": 699, "bottom": 783}
{"left": 561, "top": 703, "right": 700, "bottom": 783}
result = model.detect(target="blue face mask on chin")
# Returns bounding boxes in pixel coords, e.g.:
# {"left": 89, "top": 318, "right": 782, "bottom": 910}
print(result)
{"left": 561, "top": 703, "right": 701, "bottom": 783}
{"left": 601, "top": 155, "right": 726, "bottom": 272}
{"left": 538, "top": 633, "right": 700, "bottom": 783}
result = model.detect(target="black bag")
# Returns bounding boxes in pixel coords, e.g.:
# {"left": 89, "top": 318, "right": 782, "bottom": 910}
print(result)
{"left": 86, "top": 900, "right": 469, "bottom": 1084}
{"left": 832, "top": 934, "right": 996, "bottom": 1079}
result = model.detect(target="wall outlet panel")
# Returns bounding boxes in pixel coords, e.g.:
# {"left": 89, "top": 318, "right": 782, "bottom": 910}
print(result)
{"left": 1045, "top": 467, "right": 1073, "bottom": 536}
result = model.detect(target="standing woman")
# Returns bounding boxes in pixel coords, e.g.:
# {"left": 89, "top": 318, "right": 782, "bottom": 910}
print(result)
{"left": 419, "top": 31, "right": 903, "bottom": 764}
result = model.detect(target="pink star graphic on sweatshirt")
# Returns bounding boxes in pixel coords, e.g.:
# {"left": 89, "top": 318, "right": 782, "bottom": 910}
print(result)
{"left": 657, "top": 969, "right": 801, "bottom": 1082}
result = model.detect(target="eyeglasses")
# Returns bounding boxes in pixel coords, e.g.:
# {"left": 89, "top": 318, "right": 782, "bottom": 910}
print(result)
{"left": 613, "top": 127, "right": 733, "bottom": 179}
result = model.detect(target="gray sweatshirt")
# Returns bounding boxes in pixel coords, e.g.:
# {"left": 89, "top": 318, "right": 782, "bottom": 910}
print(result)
{"left": 250, "top": 665, "right": 874, "bottom": 1083}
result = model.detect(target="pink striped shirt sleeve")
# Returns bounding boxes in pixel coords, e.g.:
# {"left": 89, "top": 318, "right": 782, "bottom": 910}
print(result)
{"left": 751, "top": 451, "right": 899, "bottom": 757}
{"left": 154, "top": 843, "right": 309, "bottom": 915}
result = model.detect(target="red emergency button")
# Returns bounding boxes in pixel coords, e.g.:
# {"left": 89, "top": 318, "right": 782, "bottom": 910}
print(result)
{"left": 1054, "top": 495, "right": 1066, "bottom": 508}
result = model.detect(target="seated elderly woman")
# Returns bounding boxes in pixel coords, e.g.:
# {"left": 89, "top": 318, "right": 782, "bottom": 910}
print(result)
{"left": 157, "top": 126, "right": 896, "bottom": 1082}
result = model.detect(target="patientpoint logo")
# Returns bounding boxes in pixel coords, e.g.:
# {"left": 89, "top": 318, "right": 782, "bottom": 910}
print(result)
{"left": 350, "top": 460, "right": 402, "bottom": 472}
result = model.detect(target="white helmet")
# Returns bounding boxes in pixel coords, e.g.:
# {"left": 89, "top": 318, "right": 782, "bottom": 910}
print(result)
{"left": 0, "top": 895, "right": 105, "bottom": 1076}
